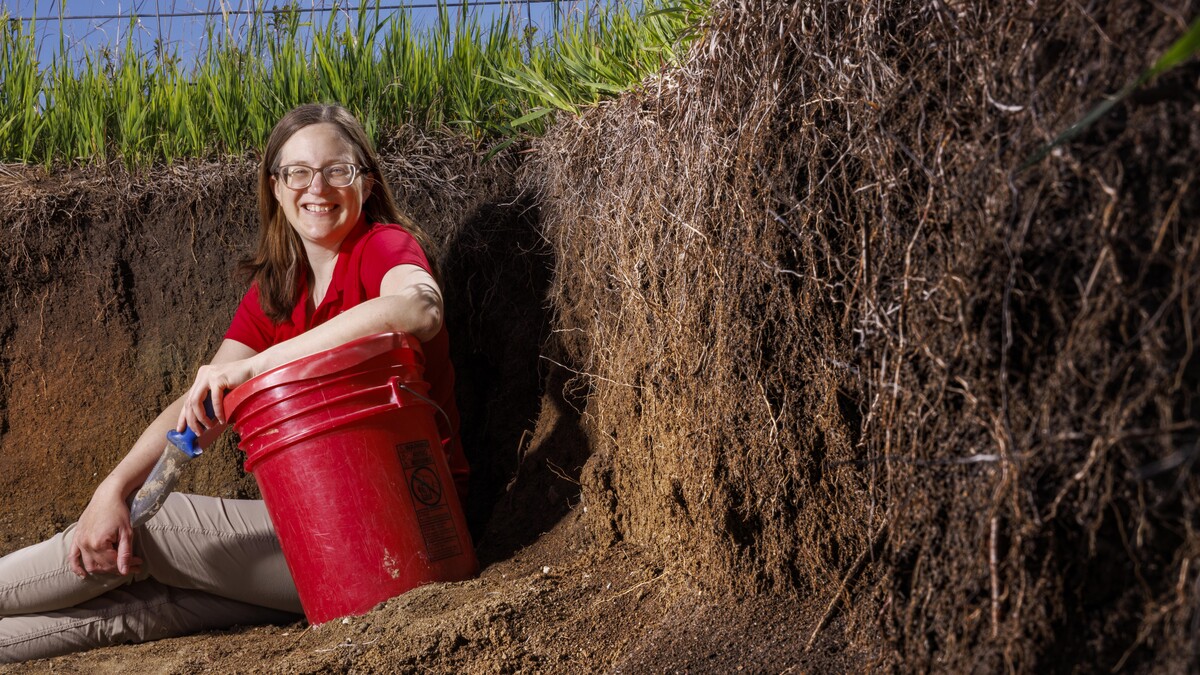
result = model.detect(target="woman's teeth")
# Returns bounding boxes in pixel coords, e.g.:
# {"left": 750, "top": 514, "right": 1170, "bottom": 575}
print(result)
{"left": 304, "top": 204, "right": 335, "bottom": 213}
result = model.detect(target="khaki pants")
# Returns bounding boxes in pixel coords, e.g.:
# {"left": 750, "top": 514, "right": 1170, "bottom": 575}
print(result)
{"left": 0, "top": 493, "right": 302, "bottom": 663}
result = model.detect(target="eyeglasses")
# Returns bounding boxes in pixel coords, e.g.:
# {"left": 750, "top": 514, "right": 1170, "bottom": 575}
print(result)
{"left": 276, "top": 163, "right": 368, "bottom": 190}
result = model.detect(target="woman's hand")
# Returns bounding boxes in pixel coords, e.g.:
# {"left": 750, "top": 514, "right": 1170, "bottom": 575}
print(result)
{"left": 65, "top": 342, "right": 259, "bottom": 578}
{"left": 67, "top": 486, "right": 142, "bottom": 578}
{"left": 176, "top": 343, "right": 263, "bottom": 435}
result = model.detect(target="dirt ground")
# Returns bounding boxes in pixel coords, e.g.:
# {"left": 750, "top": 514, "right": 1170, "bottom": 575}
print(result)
{"left": 3, "top": 510, "right": 857, "bottom": 673}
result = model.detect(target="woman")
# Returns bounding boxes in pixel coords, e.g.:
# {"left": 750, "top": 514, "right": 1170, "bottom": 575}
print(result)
{"left": 0, "top": 103, "right": 468, "bottom": 662}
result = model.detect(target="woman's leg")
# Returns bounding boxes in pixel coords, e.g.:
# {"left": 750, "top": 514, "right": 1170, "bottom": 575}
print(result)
{"left": 0, "top": 522, "right": 131, "bottom": 616}
{"left": 0, "top": 493, "right": 303, "bottom": 663}
{"left": 0, "top": 493, "right": 300, "bottom": 616}
{"left": 0, "top": 579, "right": 297, "bottom": 664}
{"left": 136, "top": 493, "right": 301, "bottom": 612}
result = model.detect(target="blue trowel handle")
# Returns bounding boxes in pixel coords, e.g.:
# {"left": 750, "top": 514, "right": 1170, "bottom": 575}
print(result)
{"left": 165, "top": 398, "right": 216, "bottom": 458}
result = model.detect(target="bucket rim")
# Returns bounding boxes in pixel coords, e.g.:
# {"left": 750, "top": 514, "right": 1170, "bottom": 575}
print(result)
{"left": 225, "top": 332, "right": 422, "bottom": 418}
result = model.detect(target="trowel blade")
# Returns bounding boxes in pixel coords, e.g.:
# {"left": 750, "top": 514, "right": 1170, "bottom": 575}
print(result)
{"left": 128, "top": 444, "right": 193, "bottom": 528}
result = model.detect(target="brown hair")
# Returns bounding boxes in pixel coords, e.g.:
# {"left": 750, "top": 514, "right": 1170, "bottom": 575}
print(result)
{"left": 241, "top": 103, "right": 431, "bottom": 322}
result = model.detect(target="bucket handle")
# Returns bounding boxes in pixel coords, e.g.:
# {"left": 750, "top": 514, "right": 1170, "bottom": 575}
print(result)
{"left": 390, "top": 377, "right": 454, "bottom": 448}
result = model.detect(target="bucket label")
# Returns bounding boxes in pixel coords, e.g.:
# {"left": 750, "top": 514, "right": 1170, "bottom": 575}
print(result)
{"left": 398, "top": 440, "right": 463, "bottom": 561}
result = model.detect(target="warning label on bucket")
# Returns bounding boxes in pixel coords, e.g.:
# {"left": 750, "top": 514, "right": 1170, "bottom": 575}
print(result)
{"left": 398, "top": 440, "right": 463, "bottom": 561}
{"left": 410, "top": 467, "right": 443, "bottom": 506}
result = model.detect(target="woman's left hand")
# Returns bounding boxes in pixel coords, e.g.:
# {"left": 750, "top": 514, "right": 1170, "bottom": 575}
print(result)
{"left": 176, "top": 342, "right": 262, "bottom": 435}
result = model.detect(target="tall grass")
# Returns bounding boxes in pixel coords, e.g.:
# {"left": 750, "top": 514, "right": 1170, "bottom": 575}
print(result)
{"left": 0, "top": 1, "right": 708, "bottom": 165}
{"left": 0, "top": 12, "right": 45, "bottom": 160}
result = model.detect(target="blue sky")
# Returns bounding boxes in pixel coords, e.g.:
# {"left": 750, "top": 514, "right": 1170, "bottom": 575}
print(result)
{"left": 4, "top": 1, "right": 623, "bottom": 68}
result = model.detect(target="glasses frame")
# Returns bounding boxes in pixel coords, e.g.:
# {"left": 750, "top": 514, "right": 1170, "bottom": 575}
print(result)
{"left": 275, "top": 163, "right": 369, "bottom": 190}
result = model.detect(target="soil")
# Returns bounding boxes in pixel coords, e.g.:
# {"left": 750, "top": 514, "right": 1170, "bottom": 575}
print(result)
{"left": 2, "top": 512, "right": 856, "bottom": 673}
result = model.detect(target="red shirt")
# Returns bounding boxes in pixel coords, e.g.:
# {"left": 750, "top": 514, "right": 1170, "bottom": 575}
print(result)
{"left": 224, "top": 219, "right": 468, "bottom": 493}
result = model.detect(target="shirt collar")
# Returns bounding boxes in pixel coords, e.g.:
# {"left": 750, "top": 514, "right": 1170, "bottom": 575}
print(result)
{"left": 289, "top": 215, "right": 370, "bottom": 329}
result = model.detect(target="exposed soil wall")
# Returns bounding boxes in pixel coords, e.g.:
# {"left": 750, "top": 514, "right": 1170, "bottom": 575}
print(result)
{"left": 529, "top": 0, "right": 1199, "bottom": 670}
{"left": 0, "top": 163, "right": 261, "bottom": 549}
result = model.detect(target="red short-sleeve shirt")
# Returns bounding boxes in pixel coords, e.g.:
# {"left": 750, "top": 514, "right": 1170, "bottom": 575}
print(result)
{"left": 225, "top": 219, "right": 468, "bottom": 492}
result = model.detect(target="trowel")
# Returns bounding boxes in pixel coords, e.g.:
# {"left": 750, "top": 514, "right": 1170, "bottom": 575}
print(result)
{"left": 127, "top": 399, "right": 214, "bottom": 528}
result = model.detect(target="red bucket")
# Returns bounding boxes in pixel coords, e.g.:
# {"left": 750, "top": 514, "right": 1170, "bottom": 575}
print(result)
{"left": 224, "top": 332, "right": 478, "bottom": 623}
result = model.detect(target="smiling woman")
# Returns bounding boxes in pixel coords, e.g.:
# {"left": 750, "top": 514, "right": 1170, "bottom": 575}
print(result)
{"left": 270, "top": 125, "right": 372, "bottom": 255}
{"left": 0, "top": 102, "right": 468, "bottom": 663}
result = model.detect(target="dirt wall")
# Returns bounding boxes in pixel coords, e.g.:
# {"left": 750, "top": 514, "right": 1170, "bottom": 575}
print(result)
{"left": 529, "top": 0, "right": 1199, "bottom": 671}
{"left": 0, "top": 163, "right": 259, "bottom": 549}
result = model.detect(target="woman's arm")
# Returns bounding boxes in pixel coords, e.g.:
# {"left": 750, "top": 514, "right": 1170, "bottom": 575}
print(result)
{"left": 177, "top": 264, "right": 443, "bottom": 434}
{"left": 68, "top": 339, "right": 257, "bottom": 577}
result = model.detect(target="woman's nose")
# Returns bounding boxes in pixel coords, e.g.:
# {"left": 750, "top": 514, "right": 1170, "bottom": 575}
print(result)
{"left": 306, "top": 171, "right": 330, "bottom": 193}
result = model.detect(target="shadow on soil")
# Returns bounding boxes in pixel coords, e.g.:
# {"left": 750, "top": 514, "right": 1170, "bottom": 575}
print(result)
{"left": 439, "top": 195, "right": 592, "bottom": 565}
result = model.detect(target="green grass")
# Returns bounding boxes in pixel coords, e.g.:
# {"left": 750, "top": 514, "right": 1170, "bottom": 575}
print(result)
{"left": 0, "top": 0, "right": 709, "bottom": 165}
